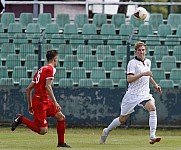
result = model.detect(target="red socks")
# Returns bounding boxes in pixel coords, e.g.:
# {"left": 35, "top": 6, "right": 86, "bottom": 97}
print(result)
{"left": 21, "top": 116, "right": 40, "bottom": 134}
{"left": 57, "top": 120, "right": 65, "bottom": 144}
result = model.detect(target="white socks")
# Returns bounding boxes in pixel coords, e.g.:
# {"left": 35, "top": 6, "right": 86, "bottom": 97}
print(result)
{"left": 106, "top": 117, "right": 121, "bottom": 133}
{"left": 149, "top": 111, "right": 157, "bottom": 138}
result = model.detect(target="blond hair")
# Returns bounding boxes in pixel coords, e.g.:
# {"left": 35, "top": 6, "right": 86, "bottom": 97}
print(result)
{"left": 134, "top": 41, "right": 146, "bottom": 50}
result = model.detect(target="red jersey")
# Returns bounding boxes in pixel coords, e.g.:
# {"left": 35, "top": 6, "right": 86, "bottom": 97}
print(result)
{"left": 33, "top": 64, "right": 56, "bottom": 101}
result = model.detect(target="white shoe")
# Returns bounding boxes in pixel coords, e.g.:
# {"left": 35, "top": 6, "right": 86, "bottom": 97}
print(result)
{"left": 149, "top": 137, "right": 161, "bottom": 144}
{"left": 100, "top": 128, "right": 108, "bottom": 144}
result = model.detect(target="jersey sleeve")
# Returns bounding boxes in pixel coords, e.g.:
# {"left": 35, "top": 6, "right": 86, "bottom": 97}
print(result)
{"left": 46, "top": 66, "right": 56, "bottom": 79}
{"left": 127, "top": 60, "right": 136, "bottom": 75}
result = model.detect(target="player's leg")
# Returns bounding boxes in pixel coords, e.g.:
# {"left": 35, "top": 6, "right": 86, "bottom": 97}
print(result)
{"left": 144, "top": 100, "right": 161, "bottom": 144}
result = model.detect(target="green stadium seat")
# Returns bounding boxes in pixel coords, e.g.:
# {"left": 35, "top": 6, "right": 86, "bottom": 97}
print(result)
{"left": 149, "top": 13, "right": 163, "bottom": 31}
{"left": 6, "top": 54, "right": 21, "bottom": 71}
{"left": 157, "top": 24, "right": 172, "bottom": 41}
{"left": 96, "top": 45, "right": 111, "bottom": 61}
{"left": 0, "top": 66, "right": 8, "bottom": 78}
{"left": 69, "top": 34, "right": 84, "bottom": 49}
{"left": 119, "top": 24, "right": 134, "bottom": 42}
{"left": 115, "top": 45, "right": 127, "bottom": 62}
{"left": 56, "top": 14, "right": 70, "bottom": 30}
{"left": 59, "top": 78, "right": 73, "bottom": 87}
{"left": 92, "top": 13, "right": 107, "bottom": 29}
{"left": 110, "top": 67, "right": 126, "bottom": 85}
{"left": 8, "top": 23, "right": 22, "bottom": 39}
{"left": 1, "top": 12, "right": 15, "bottom": 31}
{"left": 71, "top": 67, "right": 86, "bottom": 85}
{"left": 12, "top": 66, "right": 28, "bottom": 84}
{"left": 51, "top": 34, "right": 65, "bottom": 49}
{"left": 118, "top": 79, "right": 127, "bottom": 88}
{"left": 58, "top": 44, "right": 72, "bottom": 61}
{"left": 178, "top": 81, "right": 181, "bottom": 88}
{"left": 98, "top": 79, "right": 114, "bottom": 87}
{"left": 138, "top": 24, "right": 153, "bottom": 41}
{"left": 0, "top": 78, "right": 14, "bottom": 86}
{"left": 0, "top": 54, "right": 1, "bottom": 66}
{"left": 153, "top": 46, "right": 169, "bottom": 63}
{"left": 13, "top": 33, "right": 28, "bottom": 50}
{"left": 74, "top": 14, "right": 89, "bottom": 30}
{"left": 90, "top": 67, "right": 106, "bottom": 85}
{"left": 170, "top": 68, "right": 181, "bottom": 86}
{"left": 44, "top": 23, "right": 59, "bottom": 40}
{"left": 1, "top": 43, "right": 15, "bottom": 61}
{"left": 19, "top": 13, "right": 33, "bottom": 30}
{"left": 19, "top": 78, "right": 32, "bottom": 87}
{"left": 173, "top": 45, "right": 181, "bottom": 63}
{"left": 63, "top": 55, "right": 79, "bottom": 71}
{"left": 0, "top": 33, "right": 9, "bottom": 49}
{"left": 107, "top": 35, "right": 123, "bottom": 49}
{"left": 88, "top": 35, "right": 103, "bottom": 49}
{"left": 31, "top": 66, "right": 38, "bottom": 78}
{"left": 176, "top": 25, "right": 181, "bottom": 38}
{"left": 83, "top": 55, "right": 98, "bottom": 72}
{"left": 64, "top": 24, "right": 78, "bottom": 39}
{"left": 121, "top": 56, "right": 135, "bottom": 69}
{"left": 41, "top": 44, "right": 54, "bottom": 61}
{"left": 151, "top": 68, "right": 166, "bottom": 83}
{"left": 53, "top": 67, "right": 67, "bottom": 85}
{"left": 146, "top": 56, "right": 157, "bottom": 68}
{"left": 167, "top": 13, "right": 181, "bottom": 31}
{"left": 26, "top": 23, "right": 41, "bottom": 38}
{"left": 19, "top": 44, "right": 35, "bottom": 61}
{"left": 146, "top": 34, "right": 161, "bottom": 51}
{"left": 0, "top": 23, "right": 4, "bottom": 32}
{"left": 160, "top": 56, "right": 177, "bottom": 73}
{"left": 111, "top": 13, "right": 125, "bottom": 30}
{"left": 24, "top": 54, "right": 38, "bottom": 72}
{"left": 164, "top": 35, "right": 180, "bottom": 51}
{"left": 82, "top": 24, "right": 97, "bottom": 38}
{"left": 76, "top": 45, "right": 92, "bottom": 61}
{"left": 37, "top": 13, "right": 52, "bottom": 29}
{"left": 159, "top": 79, "right": 174, "bottom": 88}
{"left": 79, "top": 79, "right": 93, "bottom": 87}
{"left": 130, "top": 14, "right": 144, "bottom": 30}
{"left": 102, "top": 55, "right": 118, "bottom": 72}
{"left": 101, "top": 24, "right": 116, "bottom": 37}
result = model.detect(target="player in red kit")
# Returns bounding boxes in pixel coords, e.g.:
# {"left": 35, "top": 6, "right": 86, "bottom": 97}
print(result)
{"left": 11, "top": 50, "right": 71, "bottom": 148}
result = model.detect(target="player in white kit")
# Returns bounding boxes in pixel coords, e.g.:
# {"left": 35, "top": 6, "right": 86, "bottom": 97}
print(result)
{"left": 100, "top": 41, "right": 162, "bottom": 145}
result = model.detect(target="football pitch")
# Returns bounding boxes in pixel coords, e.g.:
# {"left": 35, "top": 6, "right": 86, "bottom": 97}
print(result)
{"left": 0, "top": 127, "right": 181, "bottom": 150}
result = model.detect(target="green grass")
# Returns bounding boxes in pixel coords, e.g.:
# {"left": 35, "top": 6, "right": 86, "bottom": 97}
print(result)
{"left": 0, "top": 127, "right": 181, "bottom": 150}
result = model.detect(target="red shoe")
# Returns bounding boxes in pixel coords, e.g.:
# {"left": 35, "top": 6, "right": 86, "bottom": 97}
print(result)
{"left": 149, "top": 137, "right": 161, "bottom": 144}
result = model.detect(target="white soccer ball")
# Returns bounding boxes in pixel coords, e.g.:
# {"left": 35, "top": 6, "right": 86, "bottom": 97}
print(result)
{"left": 133, "top": 7, "right": 148, "bottom": 21}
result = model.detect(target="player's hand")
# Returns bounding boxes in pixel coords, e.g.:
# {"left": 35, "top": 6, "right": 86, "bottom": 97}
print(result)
{"left": 54, "top": 101, "right": 61, "bottom": 111}
{"left": 155, "top": 85, "right": 162, "bottom": 94}
{"left": 142, "top": 71, "right": 152, "bottom": 77}
{"left": 28, "top": 106, "right": 34, "bottom": 115}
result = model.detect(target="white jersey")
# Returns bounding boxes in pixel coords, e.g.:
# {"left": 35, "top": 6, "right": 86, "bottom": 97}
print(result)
{"left": 126, "top": 57, "right": 151, "bottom": 95}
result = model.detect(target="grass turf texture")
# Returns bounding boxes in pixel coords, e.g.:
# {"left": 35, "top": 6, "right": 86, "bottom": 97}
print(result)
{"left": 0, "top": 127, "right": 181, "bottom": 150}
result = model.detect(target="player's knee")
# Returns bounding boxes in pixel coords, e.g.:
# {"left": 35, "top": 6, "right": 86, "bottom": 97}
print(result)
{"left": 39, "top": 128, "right": 48, "bottom": 135}
{"left": 56, "top": 112, "right": 65, "bottom": 121}
{"left": 119, "top": 116, "right": 126, "bottom": 124}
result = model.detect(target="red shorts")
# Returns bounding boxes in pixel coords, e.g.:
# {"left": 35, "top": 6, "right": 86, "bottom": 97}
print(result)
{"left": 32, "top": 97, "right": 59, "bottom": 127}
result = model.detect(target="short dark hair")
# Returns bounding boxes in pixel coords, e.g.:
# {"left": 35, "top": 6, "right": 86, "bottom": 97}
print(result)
{"left": 46, "top": 50, "right": 58, "bottom": 61}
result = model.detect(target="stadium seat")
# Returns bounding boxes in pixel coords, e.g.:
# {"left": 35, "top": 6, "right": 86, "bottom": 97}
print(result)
{"left": 157, "top": 24, "right": 172, "bottom": 41}
{"left": 167, "top": 13, "right": 181, "bottom": 31}
{"left": 149, "top": 13, "right": 163, "bottom": 31}
{"left": 59, "top": 78, "right": 74, "bottom": 87}
{"left": 69, "top": 34, "right": 84, "bottom": 49}
{"left": 44, "top": 23, "right": 59, "bottom": 40}
{"left": 37, "top": 13, "right": 52, "bottom": 29}
{"left": 19, "top": 13, "right": 33, "bottom": 30}
{"left": 107, "top": 35, "right": 123, "bottom": 49}
{"left": 76, "top": 45, "right": 92, "bottom": 61}
{"left": 90, "top": 67, "right": 106, "bottom": 85}
{"left": 12, "top": 66, "right": 28, "bottom": 84}
{"left": 0, "top": 23, "right": 3, "bottom": 32}
{"left": 146, "top": 34, "right": 161, "bottom": 51}
{"left": 41, "top": 44, "right": 54, "bottom": 61}
{"left": 0, "top": 32, "right": 9, "bottom": 49}
{"left": 71, "top": 67, "right": 86, "bottom": 85}
{"left": 146, "top": 56, "right": 157, "bottom": 68}
{"left": 170, "top": 68, "right": 181, "bottom": 86}
{"left": 98, "top": 79, "right": 114, "bottom": 87}
{"left": 92, "top": 13, "right": 107, "bottom": 29}
{"left": 88, "top": 35, "right": 103, "bottom": 49}
{"left": 51, "top": 34, "right": 65, "bottom": 49}
{"left": 58, "top": 44, "right": 72, "bottom": 61}
{"left": 160, "top": 56, "right": 177, "bottom": 73}
{"left": 83, "top": 55, "right": 98, "bottom": 72}
{"left": 1, "top": 43, "right": 15, "bottom": 61}
{"left": 138, "top": 24, "right": 153, "bottom": 41}
{"left": 1, "top": 12, "right": 15, "bottom": 31}
{"left": 159, "top": 79, "right": 174, "bottom": 88}
{"left": 100, "top": 24, "right": 116, "bottom": 37}
{"left": 0, "top": 78, "right": 14, "bottom": 86}
{"left": 0, "top": 66, "right": 8, "bottom": 78}
{"left": 26, "top": 23, "right": 41, "bottom": 42}
{"left": 8, "top": 23, "right": 22, "bottom": 39}
{"left": 118, "top": 79, "right": 127, "bottom": 88}
{"left": 130, "top": 14, "right": 144, "bottom": 30}
{"left": 63, "top": 55, "right": 79, "bottom": 71}
{"left": 56, "top": 14, "right": 70, "bottom": 30}
{"left": 173, "top": 45, "right": 181, "bottom": 63}
{"left": 96, "top": 45, "right": 111, "bottom": 62}
{"left": 151, "top": 68, "right": 166, "bottom": 83}
{"left": 64, "top": 24, "right": 78, "bottom": 38}
{"left": 19, "top": 78, "right": 32, "bottom": 86}
{"left": 74, "top": 14, "right": 89, "bottom": 30}
{"left": 164, "top": 35, "right": 180, "bottom": 51}
{"left": 176, "top": 25, "right": 181, "bottom": 38}
{"left": 24, "top": 54, "right": 38, "bottom": 72}
{"left": 119, "top": 24, "right": 134, "bottom": 42}
{"left": 153, "top": 46, "right": 169, "bottom": 63}
{"left": 78, "top": 79, "right": 93, "bottom": 87}
{"left": 102, "top": 55, "right": 118, "bottom": 72}
{"left": 82, "top": 24, "right": 97, "bottom": 38}
{"left": 19, "top": 44, "right": 35, "bottom": 61}
{"left": 6, "top": 54, "right": 21, "bottom": 71}
{"left": 115, "top": 45, "right": 127, "bottom": 62}
{"left": 111, "top": 13, "right": 126, "bottom": 30}
{"left": 53, "top": 67, "right": 67, "bottom": 85}
{"left": 178, "top": 81, "right": 181, "bottom": 88}
{"left": 110, "top": 67, "right": 126, "bottom": 85}
{"left": 13, "top": 33, "right": 28, "bottom": 50}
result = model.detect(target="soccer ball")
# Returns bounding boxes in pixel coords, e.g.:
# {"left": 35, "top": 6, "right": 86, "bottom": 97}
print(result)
{"left": 133, "top": 7, "right": 148, "bottom": 21}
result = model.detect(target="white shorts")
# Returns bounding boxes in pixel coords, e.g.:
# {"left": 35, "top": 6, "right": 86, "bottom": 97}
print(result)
{"left": 120, "top": 92, "right": 155, "bottom": 115}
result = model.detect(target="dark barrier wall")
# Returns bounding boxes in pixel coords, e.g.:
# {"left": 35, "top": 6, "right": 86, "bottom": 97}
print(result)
{"left": 0, "top": 87, "right": 181, "bottom": 126}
